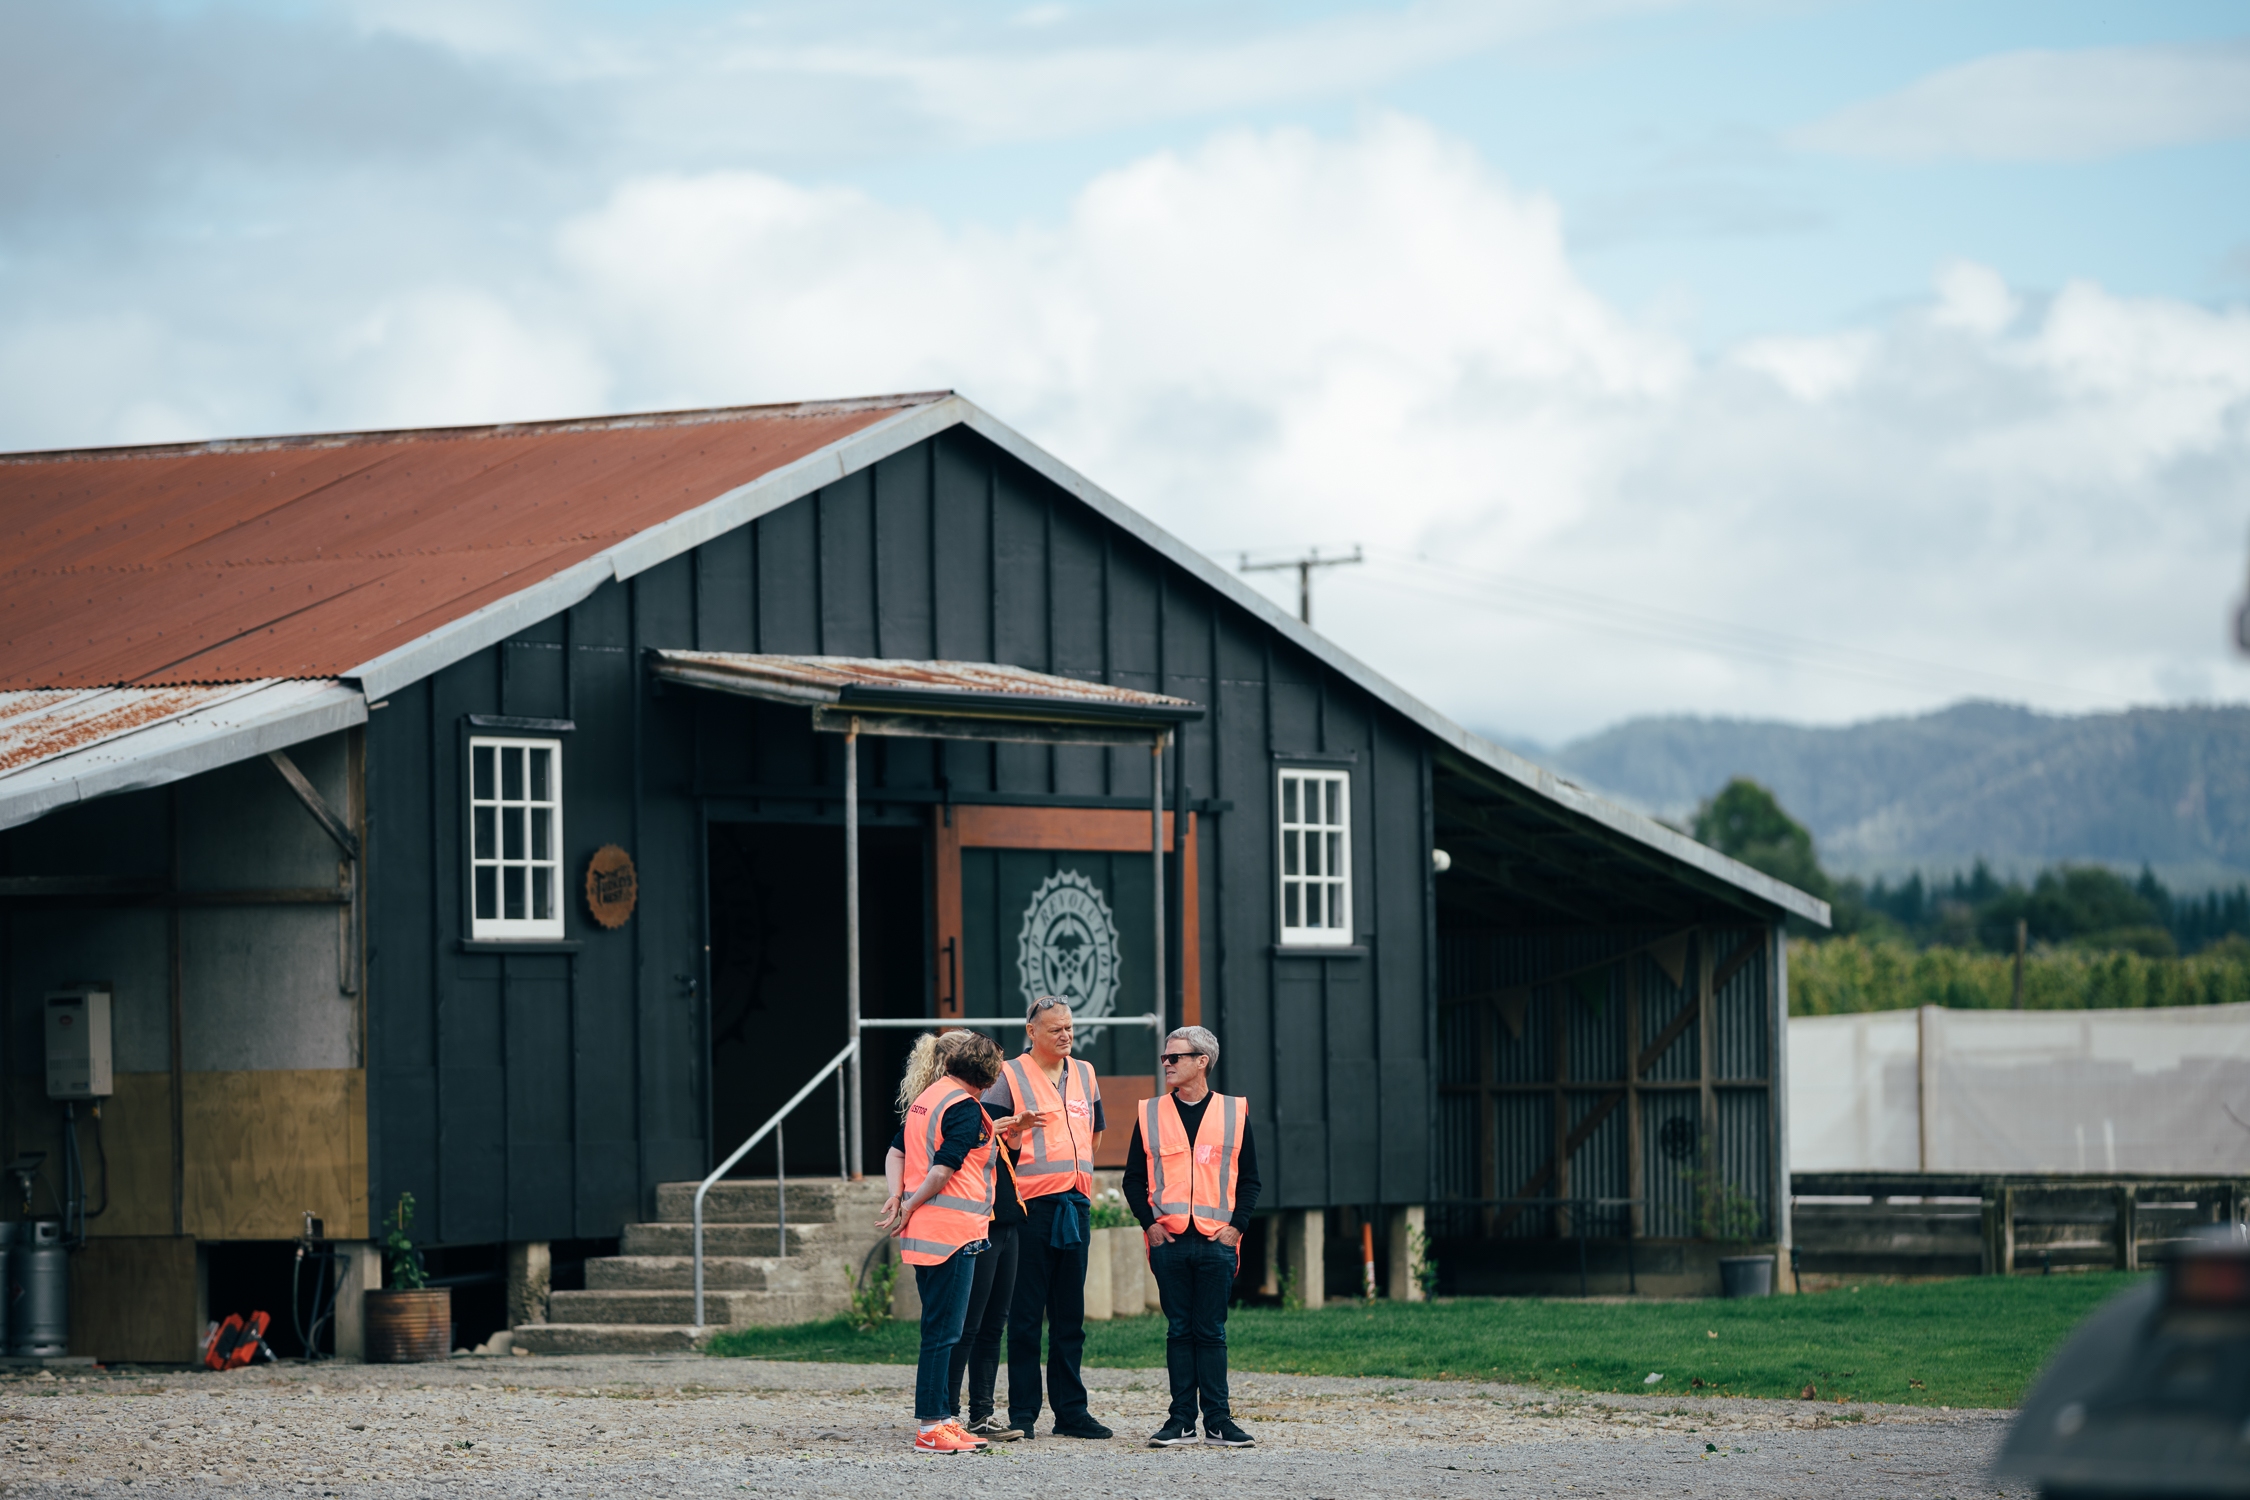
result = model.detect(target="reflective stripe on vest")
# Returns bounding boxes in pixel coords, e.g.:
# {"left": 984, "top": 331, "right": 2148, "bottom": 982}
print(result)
{"left": 1006, "top": 1055, "right": 1097, "bottom": 1198}
{"left": 1142, "top": 1091, "right": 1243, "bottom": 1237}
{"left": 900, "top": 1079, "right": 994, "bottom": 1266}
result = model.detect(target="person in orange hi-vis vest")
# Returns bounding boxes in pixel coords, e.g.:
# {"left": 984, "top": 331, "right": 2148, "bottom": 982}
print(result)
{"left": 876, "top": 1030, "right": 1017, "bottom": 1453}
{"left": 1124, "top": 1024, "right": 1262, "bottom": 1448}
{"left": 983, "top": 995, "right": 1114, "bottom": 1440}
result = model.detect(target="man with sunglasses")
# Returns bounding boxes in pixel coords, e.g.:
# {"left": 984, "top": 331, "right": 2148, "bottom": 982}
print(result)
{"left": 1123, "top": 1025, "right": 1261, "bottom": 1449}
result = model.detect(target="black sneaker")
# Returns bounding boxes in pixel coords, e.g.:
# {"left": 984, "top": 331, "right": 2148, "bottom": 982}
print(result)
{"left": 1052, "top": 1415, "right": 1114, "bottom": 1440}
{"left": 1147, "top": 1418, "right": 1199, "bottom": 1448}
{"left": 965, "top": 1414, "right": 1022, "bottom": 1442}
{"left": 1007, "top": 1416, "right": 1038, "bottom": 1440}
{"left": 1203, "top": 1419, "right": 1255, "bottom": 1447}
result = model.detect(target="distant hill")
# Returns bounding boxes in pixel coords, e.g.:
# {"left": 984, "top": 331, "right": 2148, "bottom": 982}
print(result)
{"left": 1523, "top": 702, "right": 2250, "bottom": 890}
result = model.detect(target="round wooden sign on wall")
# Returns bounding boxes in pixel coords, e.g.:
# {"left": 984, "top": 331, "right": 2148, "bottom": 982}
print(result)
{"left": 585, "top": 845, "right": 638, "bottom": 929}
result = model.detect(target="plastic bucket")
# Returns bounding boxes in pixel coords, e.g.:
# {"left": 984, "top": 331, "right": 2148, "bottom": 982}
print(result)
{"left": 1717, "top": 1254, "right": 1773, "bottom": 1298}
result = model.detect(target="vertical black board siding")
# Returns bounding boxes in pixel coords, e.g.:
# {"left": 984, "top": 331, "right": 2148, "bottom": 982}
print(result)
{"left": 569, "top": 583, "right": 639, "bottom": 1236}
{"left": 818, "top": 470, "right": 876, "bottom": 657}
{"left": 505, "top": 964, "right": 574, "bottom": 1240}
{"left": 635, "top": 555, "right": 706, "bottom": 1196}
{"left": 872, "top": 446, "right": 935, "bottom": 660}
{"left": 755, "top": 503, "right": 820, "bottom": 655}
{"left": 698, "top": 526, "right": 755, "bottom": 653}
{"left": 1374, "top": 719, "right": 1427, "bottom": 1200}
{"left": 931, "top": 434, "right": 993, "bottom": 661}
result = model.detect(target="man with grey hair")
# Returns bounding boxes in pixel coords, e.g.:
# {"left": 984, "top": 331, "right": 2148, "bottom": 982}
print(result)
{"left": 1123, "top": 1024, "right": 1262, "bottom": 1448}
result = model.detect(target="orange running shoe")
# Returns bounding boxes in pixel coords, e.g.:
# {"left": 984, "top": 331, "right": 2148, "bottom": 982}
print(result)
{"left": 944, "top": 1421, "right": 991, "bottom": 1450}
{"left": 913, "top": 1423, "right": 984, "bottom": 1454}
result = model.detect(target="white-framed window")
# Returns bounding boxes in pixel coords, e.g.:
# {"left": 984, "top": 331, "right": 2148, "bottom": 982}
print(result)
{"left": 469, "top": 737, "right": 564, "bottom": 940}
{"left": 1278, "top": 767, "right": 1351, "bottom": 945}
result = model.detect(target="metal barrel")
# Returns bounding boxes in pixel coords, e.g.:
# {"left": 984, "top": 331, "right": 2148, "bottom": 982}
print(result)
{"left": 10, "top": 1221, "right": 68, "bottom": 1357}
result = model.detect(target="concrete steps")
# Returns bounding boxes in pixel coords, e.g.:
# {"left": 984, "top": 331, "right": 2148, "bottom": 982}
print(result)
{"left": 512, "top": 1179, "right": 891, "bottom": 1354}
{"left": 620, "top": 1222, "right": 829, "bottom": 1258}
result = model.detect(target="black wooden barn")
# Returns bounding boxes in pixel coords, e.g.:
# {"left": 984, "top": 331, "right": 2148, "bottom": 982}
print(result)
{"left": 0, "top": 392, "right": 1826, "bottom": 1358}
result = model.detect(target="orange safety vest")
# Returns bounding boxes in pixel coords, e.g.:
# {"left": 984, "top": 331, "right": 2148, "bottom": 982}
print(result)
{"left": 898, "top": 1079, "right": 995, "bottom": 1267}
{"left": 1141, "top": 1091, "right": 1245, "bottom": 1238}
{"left": 1004, "top": 1054, "right": 1098, "bottom": 1199}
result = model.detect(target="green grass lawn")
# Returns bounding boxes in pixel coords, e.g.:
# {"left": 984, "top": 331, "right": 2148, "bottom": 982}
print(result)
{"left": 704, "top": 1274, "right": 2141, "bottom": 1410}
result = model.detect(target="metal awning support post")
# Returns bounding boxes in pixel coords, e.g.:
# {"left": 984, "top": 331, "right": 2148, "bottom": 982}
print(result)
{"left": 845, "top": 720, "right": 863, "bottom": 1180}
{"left": 1151, "top": 731, "right": 1167, "bottom": 1081}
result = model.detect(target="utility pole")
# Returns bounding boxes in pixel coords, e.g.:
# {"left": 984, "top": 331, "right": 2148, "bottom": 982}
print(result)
{"left": 1239, "top": 545, "right": 1363, "bottom": 626}
{"left": 2012, "top": 918, "right": 2027, "bottom": 1009}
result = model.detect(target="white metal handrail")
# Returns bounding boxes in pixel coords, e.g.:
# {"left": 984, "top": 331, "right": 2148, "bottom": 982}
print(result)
{"left": 693, "top": 1037, "right": 859, "bottom": 1328}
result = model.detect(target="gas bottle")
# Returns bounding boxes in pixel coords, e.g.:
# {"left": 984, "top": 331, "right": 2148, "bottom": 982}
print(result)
{"left": 9, "top": 1220, "right": 68, "bottom": 1357}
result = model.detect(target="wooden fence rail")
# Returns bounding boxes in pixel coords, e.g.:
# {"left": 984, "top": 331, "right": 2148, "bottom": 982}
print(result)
{"left": 1790, "top": 1172, "right": 2246, "bottom": 1278}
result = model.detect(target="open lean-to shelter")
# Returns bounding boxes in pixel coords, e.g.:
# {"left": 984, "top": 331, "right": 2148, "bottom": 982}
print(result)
{"left": 0, "top": 392, "right": 1827, "bottom": 1361}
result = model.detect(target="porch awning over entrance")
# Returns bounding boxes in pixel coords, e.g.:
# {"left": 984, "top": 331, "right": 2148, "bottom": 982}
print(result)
{"left": 648, "top": 651, "right": 1203, "bottom": 745}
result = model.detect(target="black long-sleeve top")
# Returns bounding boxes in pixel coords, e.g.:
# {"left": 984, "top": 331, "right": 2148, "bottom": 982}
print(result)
{"left": 1121, "top": 1092, "right": 1261, "bottom": 1235}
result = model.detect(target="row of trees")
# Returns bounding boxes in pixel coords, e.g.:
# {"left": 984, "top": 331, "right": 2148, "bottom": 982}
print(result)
{"left": 1691, "top": 777, "right": 2250, "bottom": 957}
{"left": 1687, "top": 778, "right": 2250, "bottom": 1010}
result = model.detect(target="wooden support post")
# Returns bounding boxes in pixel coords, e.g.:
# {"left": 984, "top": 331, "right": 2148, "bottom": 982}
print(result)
{"left": 1981, "top": 1181, "right": 2002, "bottom": 1276}
{"left": 2116, "top": 1187, "right": 2138, "bottom": 1272}
{"left": 2000, "top": 1186, "right": 2017, "bottom": 1276}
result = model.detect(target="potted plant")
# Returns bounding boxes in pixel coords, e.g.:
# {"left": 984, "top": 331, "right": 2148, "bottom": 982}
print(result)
{"left": 1684, "top": 1151, "right": 1772, "bottom": 1297}
{"left": 365, "top": 1193, "right": 451, "bottom": 1361}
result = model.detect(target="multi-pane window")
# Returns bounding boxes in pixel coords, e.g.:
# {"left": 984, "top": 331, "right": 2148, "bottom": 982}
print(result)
{"left": 1278, "top": 768, "right": 1351, "bottom": 945}
{"left": 469, "top": 737, "right": 563, "bottom": 939}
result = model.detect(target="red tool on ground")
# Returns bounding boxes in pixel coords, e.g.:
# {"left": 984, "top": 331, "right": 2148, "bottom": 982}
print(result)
{"left": 201, "top": 1311, "right": 276, "bottom": 1371}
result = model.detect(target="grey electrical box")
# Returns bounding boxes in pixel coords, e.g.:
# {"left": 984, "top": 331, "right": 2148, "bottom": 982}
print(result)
{"left": 44, "top": 988, "right": 112, "bottom": 1100}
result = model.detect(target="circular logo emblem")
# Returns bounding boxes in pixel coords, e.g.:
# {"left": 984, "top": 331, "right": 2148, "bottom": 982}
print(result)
{"left": 584, "top": 845, "right": 638, "bottom": 930}
{"left": 1015, "top": 870, "right": 1120, "bottom": 1018}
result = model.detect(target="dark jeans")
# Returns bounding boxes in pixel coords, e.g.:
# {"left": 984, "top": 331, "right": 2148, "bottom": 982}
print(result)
{"left": 1150, "top": 1232, "right": 1235, "bottom": 1425}
{"left": 949, "top": 1221, "right": 1017, "bottom": 1423}
{"left": 1006, "top": 1196, "right": 1090, "bottom": 1429}
{"left": 913, "top": 1247, "right": 977, "bottom": 1422}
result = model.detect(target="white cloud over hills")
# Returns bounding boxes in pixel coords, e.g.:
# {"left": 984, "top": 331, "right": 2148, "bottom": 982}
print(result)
{"left": 4, "top": 113, "right": 2248, "bottom": 742}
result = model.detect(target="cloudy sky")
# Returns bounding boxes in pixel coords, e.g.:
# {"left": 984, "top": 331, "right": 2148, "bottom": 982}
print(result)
{"left": 4, "top": 1, "right": 2248, "bottom": 745}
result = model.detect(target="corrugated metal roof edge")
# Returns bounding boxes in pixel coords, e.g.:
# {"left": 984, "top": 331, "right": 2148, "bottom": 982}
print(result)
{"left": 0, "top": 391, "right": 952, "bottom": 465}
{"left": 0, "top": 679, "right": 366, "bottom": 833}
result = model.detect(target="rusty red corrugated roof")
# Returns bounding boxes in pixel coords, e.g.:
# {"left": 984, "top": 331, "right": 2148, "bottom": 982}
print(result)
{"left": 0, "top": 396, "right": 941, "bottom": 691}
{"left": 651, "top": 652, "right": 1201, "bottom": 713}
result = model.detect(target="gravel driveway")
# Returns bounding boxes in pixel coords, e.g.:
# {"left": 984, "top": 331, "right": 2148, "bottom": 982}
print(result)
{"left": 0, "top": 1354, "right": 2018, "bottom": 1498}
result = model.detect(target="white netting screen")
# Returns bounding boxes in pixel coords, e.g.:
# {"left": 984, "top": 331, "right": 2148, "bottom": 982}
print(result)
{"left": 1790, "top": 1003, "right": 2250, "bottom": 1174}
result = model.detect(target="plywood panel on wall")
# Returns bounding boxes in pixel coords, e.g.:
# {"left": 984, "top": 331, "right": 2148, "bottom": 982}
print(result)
{"left": 71, "top": 1236, "right": 198, "bottom": 1364}
{"left": 184, "top": 1068, "right": 368, "bottom": 1241}
{"left": 6, "top": 1072, "right": 173, "bottom": 1238}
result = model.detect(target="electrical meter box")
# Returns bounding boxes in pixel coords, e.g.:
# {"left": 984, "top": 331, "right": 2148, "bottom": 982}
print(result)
{"left": 44, "top": 988, "right": 113, "bottom": 1100}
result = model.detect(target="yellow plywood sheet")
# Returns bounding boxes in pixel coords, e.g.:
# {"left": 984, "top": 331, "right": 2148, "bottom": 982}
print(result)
{"left": 6, "top": 1072, "right": 174, "bottom": 1239}
{"left": 71, "top": 1236, "right": 198, "bottom": 1364}
{"left": 184, "top": 1068, "right": 367, "bottom": 1241}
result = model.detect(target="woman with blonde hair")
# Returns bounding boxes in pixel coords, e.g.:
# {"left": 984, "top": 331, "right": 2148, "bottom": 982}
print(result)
{"left": 878, "top": 1030, "right": 1029, "bottom": 1450}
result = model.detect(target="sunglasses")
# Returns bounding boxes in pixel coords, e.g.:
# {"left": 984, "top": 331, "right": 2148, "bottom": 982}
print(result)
{"left": 1160, "top": 1052, "right": 1203, "bottom": 1066}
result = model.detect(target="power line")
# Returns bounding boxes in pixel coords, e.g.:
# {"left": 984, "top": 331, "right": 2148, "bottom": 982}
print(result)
{"left": 1238, "top": 545, "right": 1362, "bottom": 625}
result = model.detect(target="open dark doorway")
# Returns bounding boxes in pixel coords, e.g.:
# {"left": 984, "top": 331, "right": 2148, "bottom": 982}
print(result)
{"left": 707, "top": 820, "right": 926, "bottom": 1179}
